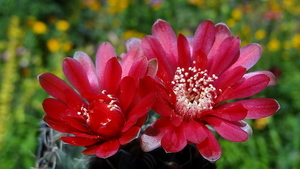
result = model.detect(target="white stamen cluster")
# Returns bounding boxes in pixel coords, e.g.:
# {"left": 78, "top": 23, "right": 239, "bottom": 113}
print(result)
{"left": 172, "top": 67, "right": 218, "bottom": 120}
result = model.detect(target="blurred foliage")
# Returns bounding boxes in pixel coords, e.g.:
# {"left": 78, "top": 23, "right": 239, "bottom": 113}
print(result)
{"left": 0, "top": 0, "right": 300, "bottom": 168}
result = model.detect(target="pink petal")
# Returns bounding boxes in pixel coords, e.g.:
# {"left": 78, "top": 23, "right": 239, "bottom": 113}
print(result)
{"left": 96, "top": 139, "right": 120, "bottom": 158}
{"left": 208, "top": 102, "right": 248, "bottom": 121}
{"left": 192, "top": 20, "right": 215, "bottom": 62}
{"left": 214, "top": 66, "right": 246, "bottom": 91}
{"left": 119, "top": 126, "right": 140, "bottom": 145}
{"left": 235, "top": 98, "right": 280, "bottom": 119}
{"left": 177, "top": 34, "right": 191, "bottom": 70}
{"left": 229, "top": 43, "right": 262, "bottom": 71}
{"left": 185, "top": 120, "right": 207, "bottom": 144}
{"left": 244, "top": 70, "right": 276, "bottom": 86}
{"left": 128, "top": 56, "right": 148, "bottom": 82}
{"left": 209, "top": 36, "right": 241, "bottom": 76}
{"left": 205, "top": 116, "right": 250, "bottom": 142}
{"left": 61, "top": 136, "right": 100, "bottom": 146}
{"left": 118, "top": 76, "right": 136, "bottom": 111}
{"left": 145, "top": 58, "right": 158, "bottom": 78}
{"left": 122, "top": 92, "right": 156, "bottom": 132}
{"left": 42, "top": 98, "right": 68, "bottom": 120}
{"left": 152, "top": 19, "right": 178, "bottom": 65}
{"left": 95, "top": 42, "right": 116, "bottom": 91}
{"left": 125, "top": 38, "right": 142, "bottom": 51}
{"left": 63, "top": 58, "right": 93, "bottom": 94}
{"left": 121, "top": 47, "right": 144, "bottom": 77}
{"left": 43, "top": 115, "right": 77, "bottom": 133}
{"left": 102, "top": 57, "right": 122, "bottom": 94}
{"left": 141, "top": 36, "right": 174, "bottom": 82}
{"left": 161, "top": 126, "right": 187, "bottom": 153}
{"left": 196, "top": 128, "right": 222, "bottom": 162}
{"left": 141, "top": 117, "right": 172, "bottom": 152}
{"left": 219, "top": 73, "right": 271, "bottom": 101}
{"left": 38, "top": 73, "right": 74, "bottom": 103}
{"left": 74, "top": 51, "right": 100, "bottom": 94}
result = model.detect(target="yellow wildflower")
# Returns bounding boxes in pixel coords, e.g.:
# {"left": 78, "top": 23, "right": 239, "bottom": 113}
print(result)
{"left": 267, "top": 38, "right": 280, "bottom": 51}
{"left": 231, "top": 8, "right": 243, "bottom": 20}
{"left": 82, "top": 0, "right": 101, "bottom": 11}
{"left": 47, "top": 39, "right": 60, "bottom": 52}
{"left": 254, "top": 117, "right": 270, "bottom": 130}
{"left": 255, "top": 29, "right": 266, "bottom": 40}
{"left": 123, "top": 30, "right": 146, "bottom": 40}
{"left": 63, "top": 42, "right": 73, "bottom": 52}
{"left": 226, "top": 18, "right": 236, "bottom": 28}
{"left": 107, "top": 0, "right": 128, "bottom": 13}
{"left": 32, "top": 21, "right": 47, "bottom": 34}
{"left": 56, "top": 20, "right": 70, "bottom": 31}
{"left": 292, "top": 34, "right": 300, "bottom": 49}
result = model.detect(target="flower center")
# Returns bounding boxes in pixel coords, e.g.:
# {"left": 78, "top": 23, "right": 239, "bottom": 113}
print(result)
{"left": 171, "top": 66, "right": 218, "bottom": 120}
{"left": 77, "top": 91, "right": 124, "bottom": 136}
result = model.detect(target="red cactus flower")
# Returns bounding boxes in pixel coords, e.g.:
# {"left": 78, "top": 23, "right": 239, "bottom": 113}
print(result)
{"left": 38, "top": 42, "right": 157, "bottom": 158}
{"left": 139, "top": 19, "right": 280, "bottom": 162}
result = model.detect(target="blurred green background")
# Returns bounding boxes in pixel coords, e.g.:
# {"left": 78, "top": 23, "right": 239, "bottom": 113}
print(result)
{"left": 0, "top": 0, "right": 300, "bottom": 168}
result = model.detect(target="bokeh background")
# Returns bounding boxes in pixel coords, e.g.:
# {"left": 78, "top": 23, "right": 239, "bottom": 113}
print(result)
{"left": 0, "top": 0, "right": 300, "bottom": 168}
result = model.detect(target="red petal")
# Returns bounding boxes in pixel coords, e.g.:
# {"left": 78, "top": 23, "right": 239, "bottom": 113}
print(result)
{"left": 119, "top": 126, "right": 140, "bottom": 145}
{"left": 177, "top": 34, "right": 191, "bottom": 70}
{"left": 38, "top": 73, "right": 74, "bottom": 102}
{"left": 42, "top": 98, "right": 68, "bottom": 120}
{"left": 63, "top": 89, "right": 86, "bottom": 114}
{"left": 192, "top": 20, "right": 215, "bottom": 61}
{"left": 152, "top": 19, "right": 178, "bottom": 65}
{"left": 244, "top": 70, "right": 276, "bottom": 86}
{"left": 122, "top": 92, "right": 156, "bottom": 132}
{"left": 209, "top": 36, "right": 241, "bottom": 76}
{"left": 196, "top": 128, "right": 222, "bottom": 162}
{"left": 82, "top": 144, "right": 101, "bottom": 155}
{"left": 185, "top": 120, "right": 207, "bottom": 144}
{"left": 74, "top": 51, "right": 100, "bottom": 94}
{"left": 219, "top": 73, "right": 270, "bottom": 101}
{"left": 96, "top": 139, "right": 120, "bottom": 158}
{"left": 141, "top": 36, "right": 174, "bottom": 82}
{"left": 102, "top": 57, "right": 122, "bottom": 94}
{"left": 61, "top": 136, "right": 100, "bottom": 146}
{"left": 237, "top": 98, "right": 280, "bottom": 119}
{"left": 96, "top": 42, "right": 116, "bottom": 91}
{"left": 161, "top": 126, "right": 187, "bottom": 153}
{"left": 140, "top": 117, "right": 172, "bottom": 152}
{"left": 145, "top": 58, "right": 158, "bottom": 78}
{"left": 63, "top": 58, "right": 92, "bottom": 95}
{"left": 128, "top": 56, "right": 148, "bottom": 82}
{"left": 229, "top": 43, "right": 262, "bottom": 71}
{"left": 205, "top": 116, "right": 249, "bottom": 142}
{"left": 121, "top": 47, "right": 144, "bottom": 77}
{"left": 208, "top": 102, "right": 248, "bottom": 121}
{"left": 43, "top": 115, "right": 76, "bottom": 133}
{"left": 118, "top": 76, "right": 136, "bottom": 111}
{"left": 63, "top": 115, "right": 89, "bottom": 133}
{"left": 214, "top": 66, "right": 246, "bottom": 91}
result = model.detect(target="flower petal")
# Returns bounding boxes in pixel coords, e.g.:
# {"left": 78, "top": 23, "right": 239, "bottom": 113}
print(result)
{"left": 236, "top": 98, "right": 280, "bottom": 119}
{"left": 119, "top": 126, "right": 140, "bottom": 145}
{"left": 38, "top": 73, "right": 74, "bottom": 103}
{"left": 63, "top": 58, "right": 93, "bottom": 94}
{"left": 244, "top": 70, "right": 276, "bottom": 86}
{"left": 196, "top": 128, "right": 222, "bottom": 162}
{"left": 185, "top": 120, "right": 207, "bottom": 144}
{"left": 74, "top": 51, "right": 100, "bottom": 94}
{"left": 208, "top": 102, "right": 248, "bottom": 121}
{"left": 43, "top": 115, "right": 76, "bottom": 133}
{"left": 161, "top": 126, "right": 187, "bottom": 153}
{"left": 121, "top": 47, "right": 144, "bottom": 77}
{"left": 177, "top": 34, "right": 191, "bottom": 70}
{"left": 125, "top": 37, "right": 142, "bottom": 51}
{"left": 152, "top": 19, "right": 178, "bottom": 65}
{"left": 61, "top": 136, "right": 100, "bottom": 146}
{"left": 141, "top": 117, "right": 172, "bottom": 152}
{"left": 42, "top": 98, "right": 68, "bottom": 120}
{"left": 128, "top": 56, "right": 148, "bottom": 83}
{"left": 118, "top": 76, "right": 136, "bottom": 111}
{"left": 205, "top": 116, "right": 250, "bottom": 142}
{"left": 102, "top": 57, "right": 122, "bottom": 94}
{"left": 214, "top": 66, "right": 246, "bottom": 91}
{"left": 145, "top": 58, "right": 158, "bottom": 78}
{"left": 95, "top": 42, "right": 116, "bottom": 91}
{"left": 229, "top": 43, "right": 262, "bottom": 71}
{"left": 96, "top": 139, "right": 120, "bottom": 158}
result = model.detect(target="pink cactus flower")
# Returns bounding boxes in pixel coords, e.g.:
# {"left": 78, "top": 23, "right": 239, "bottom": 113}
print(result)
{"left": 38, "top": 42, "right": 157, "bottom": 158}
{"left": 139, "top": 19, "right": 280, "bottom": 162}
